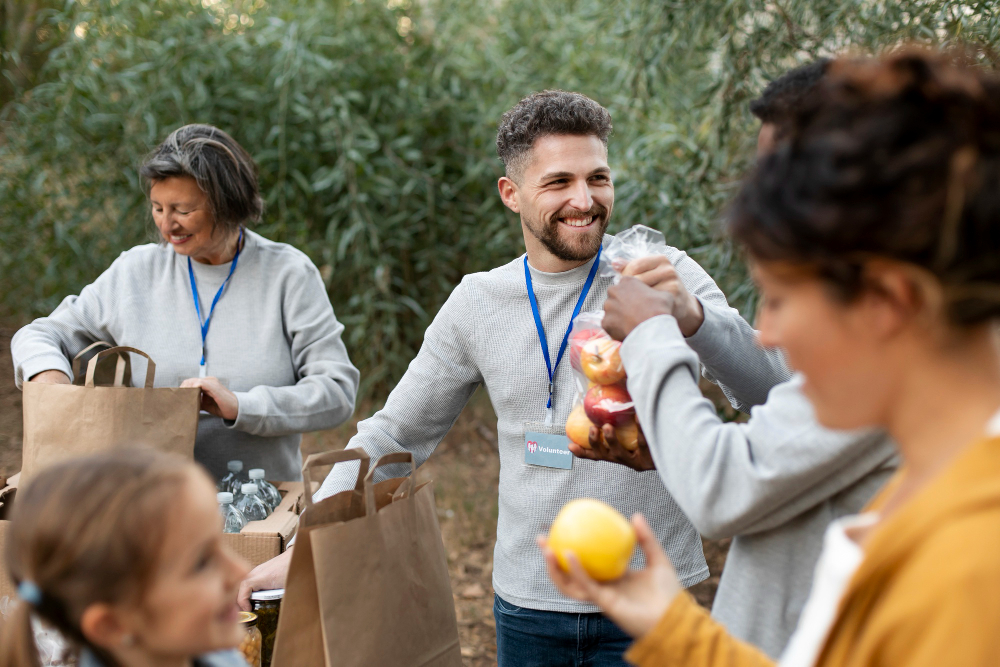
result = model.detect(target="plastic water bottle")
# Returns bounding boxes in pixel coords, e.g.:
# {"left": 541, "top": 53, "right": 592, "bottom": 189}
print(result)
{"left": 237, "top": 483, "right": 271, "bottom": 522}
{"left": 218, "top": 492, "right": 248, "bottom": 534}
{"left": 220, "top": 460, "right": 248, "bottom": 496}
{"left": 248, "top": 469, "right": 282, "bottom": 511}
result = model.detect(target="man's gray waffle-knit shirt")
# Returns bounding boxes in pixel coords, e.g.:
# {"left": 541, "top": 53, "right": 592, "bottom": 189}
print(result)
{"left": 11, "top": 230, "right": 360, "bottom": 481}
{"left": 317, "top": 238, "right": 791, "bottom": 613}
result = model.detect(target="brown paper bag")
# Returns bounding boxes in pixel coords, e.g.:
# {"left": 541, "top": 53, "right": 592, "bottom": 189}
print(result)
{"left": 272, "top": 450, "right": 462, "bottom": 667}
{"left": 20, "top": 346, "right": 200, "bottom": 483}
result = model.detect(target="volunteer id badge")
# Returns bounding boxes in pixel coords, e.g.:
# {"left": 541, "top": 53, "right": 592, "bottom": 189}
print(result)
{"left": 524, "top": 423, "right": 574, "bottom": 470}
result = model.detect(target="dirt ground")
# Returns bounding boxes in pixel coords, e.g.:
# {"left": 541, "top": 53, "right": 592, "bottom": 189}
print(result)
{"left": 0, "top": 329, "right": 728, "bottom": 666}
{"left": 0, "top": 330, "right": 23, "bottom": 485}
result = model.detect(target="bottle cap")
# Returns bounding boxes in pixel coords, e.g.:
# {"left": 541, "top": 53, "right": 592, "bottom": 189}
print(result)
{"left": 250, "top": 588, "right": 285, "bottom": 601}
{"left": 217, "top": 492, "right": 234, "bottom": 503}
{"left": 248, "top": 468, "right": 265, "bottom": 480}
{"left": 227, "top": 460, "right": 243, "bottom": 472}
{"left": 241, "top": 483, "right": 258, "bottom": 495}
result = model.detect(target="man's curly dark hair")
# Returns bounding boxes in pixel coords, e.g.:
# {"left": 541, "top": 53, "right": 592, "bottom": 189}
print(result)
{"left": 749, "top": 59, "right": 831, "bottom": 126}
{"left": 731, "top": 49, "right": 1000, "bottom": 327}
{"left": 496, "top": 90, "right": 612, "bottom": 182}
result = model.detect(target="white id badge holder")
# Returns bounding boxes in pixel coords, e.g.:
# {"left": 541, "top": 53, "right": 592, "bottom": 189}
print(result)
{"left": 523, "top": 422, "right": 574, "bottom": 470}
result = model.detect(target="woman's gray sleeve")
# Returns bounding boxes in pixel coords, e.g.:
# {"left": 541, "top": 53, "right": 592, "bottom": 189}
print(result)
{"left": 11, "top": 259, "right": 124, "bottom": 387}
{"left": 226, "top": 264, "right": 360, "bottom": 437}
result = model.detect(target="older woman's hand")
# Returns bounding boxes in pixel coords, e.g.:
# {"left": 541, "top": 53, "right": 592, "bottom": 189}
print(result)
{"left": 29, "top": 370, "right": 72, "bottom": 384}
{"left": 180, "top": 376, "right": 239, "bottom": 421}
{"left": 538, "top": 514, "right": 682, "bottom": 639}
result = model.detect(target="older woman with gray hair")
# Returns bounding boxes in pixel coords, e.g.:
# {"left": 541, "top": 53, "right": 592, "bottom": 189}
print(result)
{"left": 11, "top": 124, "right": 360, "bottom": 481}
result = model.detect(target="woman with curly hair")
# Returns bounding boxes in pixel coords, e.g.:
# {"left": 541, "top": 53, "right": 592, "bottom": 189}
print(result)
{"left": 543, "top": 49, "right": 1000, "bottom": 666}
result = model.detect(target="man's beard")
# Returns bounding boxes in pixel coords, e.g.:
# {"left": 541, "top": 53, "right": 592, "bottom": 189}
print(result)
{"left": 523, "top": 204, "right": 611, "bottom": 263}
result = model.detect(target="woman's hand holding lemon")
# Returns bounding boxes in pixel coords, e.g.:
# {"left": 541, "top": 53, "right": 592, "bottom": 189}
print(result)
{"left": 539, "top": 507, "right": 682, "bottom": 639}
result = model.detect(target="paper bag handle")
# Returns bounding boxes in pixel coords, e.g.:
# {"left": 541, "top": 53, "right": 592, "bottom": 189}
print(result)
{"left": 73, "top": 342, "right": 129, "bottom": 382}
{"left": 363, "top": 452, "right": 416, "bottom": 517}
{"left": 85, "top": 347, "right": 155, "bottom": 388}
{"left": 300, "top": 449, "right": 370, "bottom": 509}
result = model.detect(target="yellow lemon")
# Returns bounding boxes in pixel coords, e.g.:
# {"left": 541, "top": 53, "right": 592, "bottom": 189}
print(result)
{"left": 547, "top": 498, "right": 636, "bottom": 581}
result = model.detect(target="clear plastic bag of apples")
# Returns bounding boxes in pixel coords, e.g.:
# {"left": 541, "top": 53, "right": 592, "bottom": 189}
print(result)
{"left": 565, "top": 311, "right": 643, "bottom": 452}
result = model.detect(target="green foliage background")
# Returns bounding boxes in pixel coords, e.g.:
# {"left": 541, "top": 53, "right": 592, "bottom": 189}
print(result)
{"left": 2, "top": 0, "right": 999, "bottom": 398}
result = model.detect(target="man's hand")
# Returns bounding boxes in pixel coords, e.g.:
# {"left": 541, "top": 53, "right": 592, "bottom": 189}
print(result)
{"left": 237, "top": 548, "right": 294, "bottom": 611}
{"left": 602, "top": 278, "right": 677, "bottom": 341}
{"left": 180, "top": 376, "right": 239, "bottom": 420}
{"left": 568, "top": 424, "right": 655, "bottom": 472}
{"left": 617, "top": 255, "right": 679, "bottom": 291}
{"left": 29, "top": 370, "right": 72, "bottom": 384}
{"left": 538, "top": 514, "right": 681, "bottom": 639}
{"left": 612, "top": 256, "right": 705, "bottom": 338}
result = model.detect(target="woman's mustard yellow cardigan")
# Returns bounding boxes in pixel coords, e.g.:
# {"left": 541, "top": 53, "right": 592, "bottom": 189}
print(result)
{"left": 625, "top": 435, "right": 1000, "bottom": 667}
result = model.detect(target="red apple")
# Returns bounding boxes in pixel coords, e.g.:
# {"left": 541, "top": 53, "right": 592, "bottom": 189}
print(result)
{"left": 584, "top": 383, "right": 635, "bottom": 427}
{"left": 569, "top": 327, "right": 606, "bottom": 372}
{"left": 565, "top": 404, "right": 596, "bottom": 449}
{"left": 579, "top": 338, "right": 626, "bottom": 385}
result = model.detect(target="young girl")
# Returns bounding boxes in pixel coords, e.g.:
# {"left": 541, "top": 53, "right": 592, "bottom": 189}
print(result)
{"left": 0, "top": 450, "right": 250, "bottom": 667}
{"left": 542, "top": 49, "right": 1000, "bottom": 665}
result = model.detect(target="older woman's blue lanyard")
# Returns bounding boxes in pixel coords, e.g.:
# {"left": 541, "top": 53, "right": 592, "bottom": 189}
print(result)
{"left": 188, "top": 228, "right": 243, "bottom": 378}
{"left": 524, "top": 245, "right": 602, "bottom": 427}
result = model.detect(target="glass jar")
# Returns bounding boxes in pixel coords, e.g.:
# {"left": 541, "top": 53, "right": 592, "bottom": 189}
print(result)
{"left": 250, "top": 588, "right": 284, "bottom": 667}
{"left": 237, "top": 611, "right": 262, "bottom": 667}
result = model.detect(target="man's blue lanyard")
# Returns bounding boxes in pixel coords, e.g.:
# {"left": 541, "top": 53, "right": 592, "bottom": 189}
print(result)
{"left": 524, "top": 245, "right": 602, "bottom": 426}
{"left": 188, "top": 227, "right": 243, "bottom": 377}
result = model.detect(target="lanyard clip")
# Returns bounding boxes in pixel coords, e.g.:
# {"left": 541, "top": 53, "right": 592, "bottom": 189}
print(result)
{"left": 545, "top": 382, "right": 555, "bottom": 426}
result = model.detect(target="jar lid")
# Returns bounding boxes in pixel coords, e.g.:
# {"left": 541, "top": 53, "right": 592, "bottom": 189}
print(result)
{"left": 250, "top": 588, "right": 285, "bottom": 601}
{"left": 238, "top": 611, "right": 258, "bottom": 626}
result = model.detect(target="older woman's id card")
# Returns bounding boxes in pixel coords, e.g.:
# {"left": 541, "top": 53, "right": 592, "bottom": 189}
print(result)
{"left": 523, "top": 423, "right": 574, "bottom": 470}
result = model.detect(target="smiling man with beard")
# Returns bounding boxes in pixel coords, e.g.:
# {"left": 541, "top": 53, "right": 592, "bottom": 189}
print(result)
{"left": 239, "top": 90, "right": 789, "bottom": 665}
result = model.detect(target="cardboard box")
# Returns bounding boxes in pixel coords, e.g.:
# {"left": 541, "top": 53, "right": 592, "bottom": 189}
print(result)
{"left": 223, "top": 481, "right": 306, "bottom": 569}
{"left": 0, "top": 476, "right": 310, "bottom": 603}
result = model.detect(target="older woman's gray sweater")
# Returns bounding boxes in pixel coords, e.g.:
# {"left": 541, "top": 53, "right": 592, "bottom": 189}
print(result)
{"left": 316, "top": 241, "right": 791, "bottom": 613}
{"left": 11, "top": 230, "right": 359, "bottom": 481}
{"left": 621, "top": 313, "right": 898, "bottom": 657}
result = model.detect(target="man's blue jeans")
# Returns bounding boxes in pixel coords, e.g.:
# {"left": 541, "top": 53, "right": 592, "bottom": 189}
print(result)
{"left": 494, "top": 594, "right": 633, "bottom": 666}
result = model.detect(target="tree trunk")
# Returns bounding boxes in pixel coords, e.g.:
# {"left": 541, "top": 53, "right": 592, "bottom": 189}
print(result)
{"left": 1, "top": 1, "right": 57, "bottom": 110}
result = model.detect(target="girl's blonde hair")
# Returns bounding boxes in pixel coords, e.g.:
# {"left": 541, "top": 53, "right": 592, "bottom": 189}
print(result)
{"left": 0, "top": 450, "right": 206, "bottom": 667}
